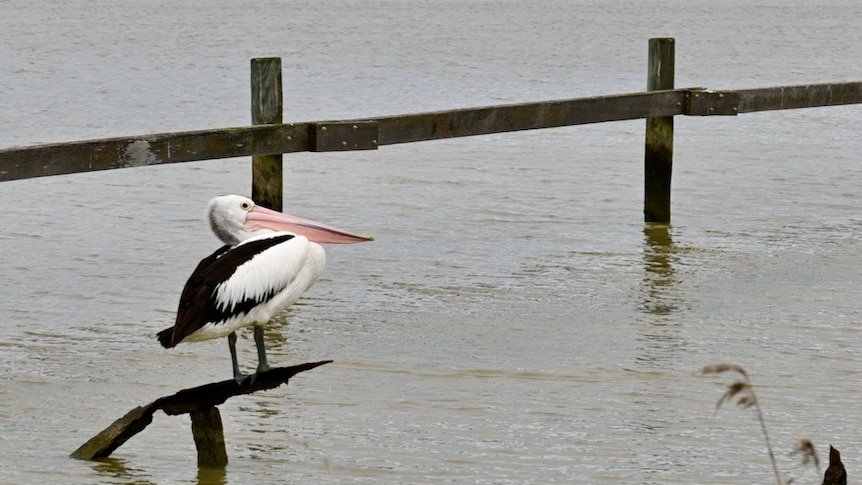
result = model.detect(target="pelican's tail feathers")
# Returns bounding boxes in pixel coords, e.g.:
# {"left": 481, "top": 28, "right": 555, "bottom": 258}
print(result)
{"left": 157, "top": 327, "right": 177, "bottom": 348}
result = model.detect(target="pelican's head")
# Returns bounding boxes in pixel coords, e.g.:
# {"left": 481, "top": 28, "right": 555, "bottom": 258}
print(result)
{"left": 208, "top": 195, "right": 374, "bottom": 246}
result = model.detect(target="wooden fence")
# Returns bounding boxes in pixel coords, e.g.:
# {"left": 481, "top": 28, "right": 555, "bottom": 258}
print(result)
{"left": 5, "top": 37, "right": 862, "bottom": 467}
{"left": 1, "top": 37, "right": 861, "bottom": 223}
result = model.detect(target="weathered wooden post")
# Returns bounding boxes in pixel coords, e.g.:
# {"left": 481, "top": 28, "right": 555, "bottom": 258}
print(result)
{"left": 251, "top": 57, "right": 284, "bottom": 211}
{"left": 644, "top": 38, "right": 675, "bottom": 223}
{"left": 190, "top": 407, "right": 228, "bottom": 467}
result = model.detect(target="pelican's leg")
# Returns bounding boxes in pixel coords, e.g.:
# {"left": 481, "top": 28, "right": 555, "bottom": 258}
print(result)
{"left": 252, "top": 326, "right": 271, "bottom": 379}
{"left": 228, "top": 331, "right": 248, "bottom": 384}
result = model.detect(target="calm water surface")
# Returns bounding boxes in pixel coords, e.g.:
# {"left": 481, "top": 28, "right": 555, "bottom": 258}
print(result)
{"left": 2, "top": 1, "right": 862, "bottom": 483}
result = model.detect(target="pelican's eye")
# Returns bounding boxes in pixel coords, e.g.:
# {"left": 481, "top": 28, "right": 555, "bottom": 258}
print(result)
{"left": 240, "top": 200, "right": 253, "bottom": 211}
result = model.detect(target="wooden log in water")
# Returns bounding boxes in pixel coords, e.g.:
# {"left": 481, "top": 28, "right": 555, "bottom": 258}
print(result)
{"left": 70, "top": 360, "right": 331, "bottom": 462}
{"left": 69, "top": 404, "right": 158, "bottom": 461}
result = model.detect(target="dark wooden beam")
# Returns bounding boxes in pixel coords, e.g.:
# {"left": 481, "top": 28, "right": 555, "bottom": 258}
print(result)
{"left": 311, "top": 121, "right": 380, "bottom": 151}
{"left": 736, "top": 81, "right": 862, "bottom": 113}
{"left": 2, "top": 80, "right": 860, "bottom": 184}
{"left": 373, "top": 90, "right": 685, "bottom": 146}
{"left": 0, "top": 123, "right": 310, "bottom": 182}
{"left": 0, "top": 90, "right": 686, "bottom": 183}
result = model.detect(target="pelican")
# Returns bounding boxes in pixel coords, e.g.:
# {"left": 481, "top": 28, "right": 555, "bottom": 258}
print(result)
{"left": 157, "top": 195, "right": 373, "bottom": 383}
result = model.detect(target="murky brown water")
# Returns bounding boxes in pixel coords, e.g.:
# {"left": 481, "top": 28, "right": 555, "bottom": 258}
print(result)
{"left": 2, "top": 1, "right": 862, "bottom": 483}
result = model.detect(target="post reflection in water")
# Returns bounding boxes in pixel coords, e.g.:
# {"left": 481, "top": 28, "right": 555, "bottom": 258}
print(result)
{"left": 640, "top": 223, "right": 679, "bottom": 316}
{"left": 86, "top": 431, "right": 229, "bottom": 485}
{"left": 196, "top": 465, "right": 228, "bottom": 485}
{"left": 634, "top": 223, "right": 687, "bottom": 370}
{"left": 89, "top": 457, "right": 155, "bottom": 484}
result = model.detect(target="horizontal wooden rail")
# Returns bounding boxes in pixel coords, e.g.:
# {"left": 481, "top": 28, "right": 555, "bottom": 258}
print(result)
{"left": 1, "top": 82, "right": 860, "bottom": 183}
{"left": 0, "top": 89, "right": 683, "bottom": 182}
{"left": 736, "top": 81, "right": 862, "bottom": 113}
{"left": 0, "top": 124, "right": 310, "bottom": 182}
{"left": 373, "top": 89, "right": 689, "bottom": 145}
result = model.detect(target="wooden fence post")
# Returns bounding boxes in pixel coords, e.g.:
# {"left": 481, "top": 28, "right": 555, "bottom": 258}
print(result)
{"left": 251, "top": 57, "right": 284, "bottom": 211}
{"left": 644, "top": 38, "right": 675, "bottom": 223}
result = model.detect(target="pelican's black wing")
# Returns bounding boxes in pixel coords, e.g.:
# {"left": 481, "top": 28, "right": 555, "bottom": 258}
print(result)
{"left": 157, "top": 235, "right": 295, "bottom": 348}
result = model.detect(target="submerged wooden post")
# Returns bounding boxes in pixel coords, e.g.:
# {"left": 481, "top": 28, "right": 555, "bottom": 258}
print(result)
{"left": 644, "top": 38, "right": 675, "bottom": 223}
{"left": 251, "top": 57, "right": 284, "bottom": 211}
{"left": 191, "top": 406, "right": 228, "bottom": 467}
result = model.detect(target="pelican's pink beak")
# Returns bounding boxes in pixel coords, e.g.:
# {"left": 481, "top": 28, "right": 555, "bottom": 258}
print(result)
{"left": 244, "top": 205, "right": 374, "bottom": 244}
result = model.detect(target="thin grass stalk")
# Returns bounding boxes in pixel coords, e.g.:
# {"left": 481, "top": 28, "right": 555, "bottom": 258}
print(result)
{"left": 744, "top": 378, "right": 782, "bottom": 485}
{"left": 702, "top": 364, "right": 783, "bottom": 485}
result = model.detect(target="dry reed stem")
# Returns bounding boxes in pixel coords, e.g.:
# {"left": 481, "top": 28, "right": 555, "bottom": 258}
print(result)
{"left": 701, "top": 363, "right": 782, "bottom": 485}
